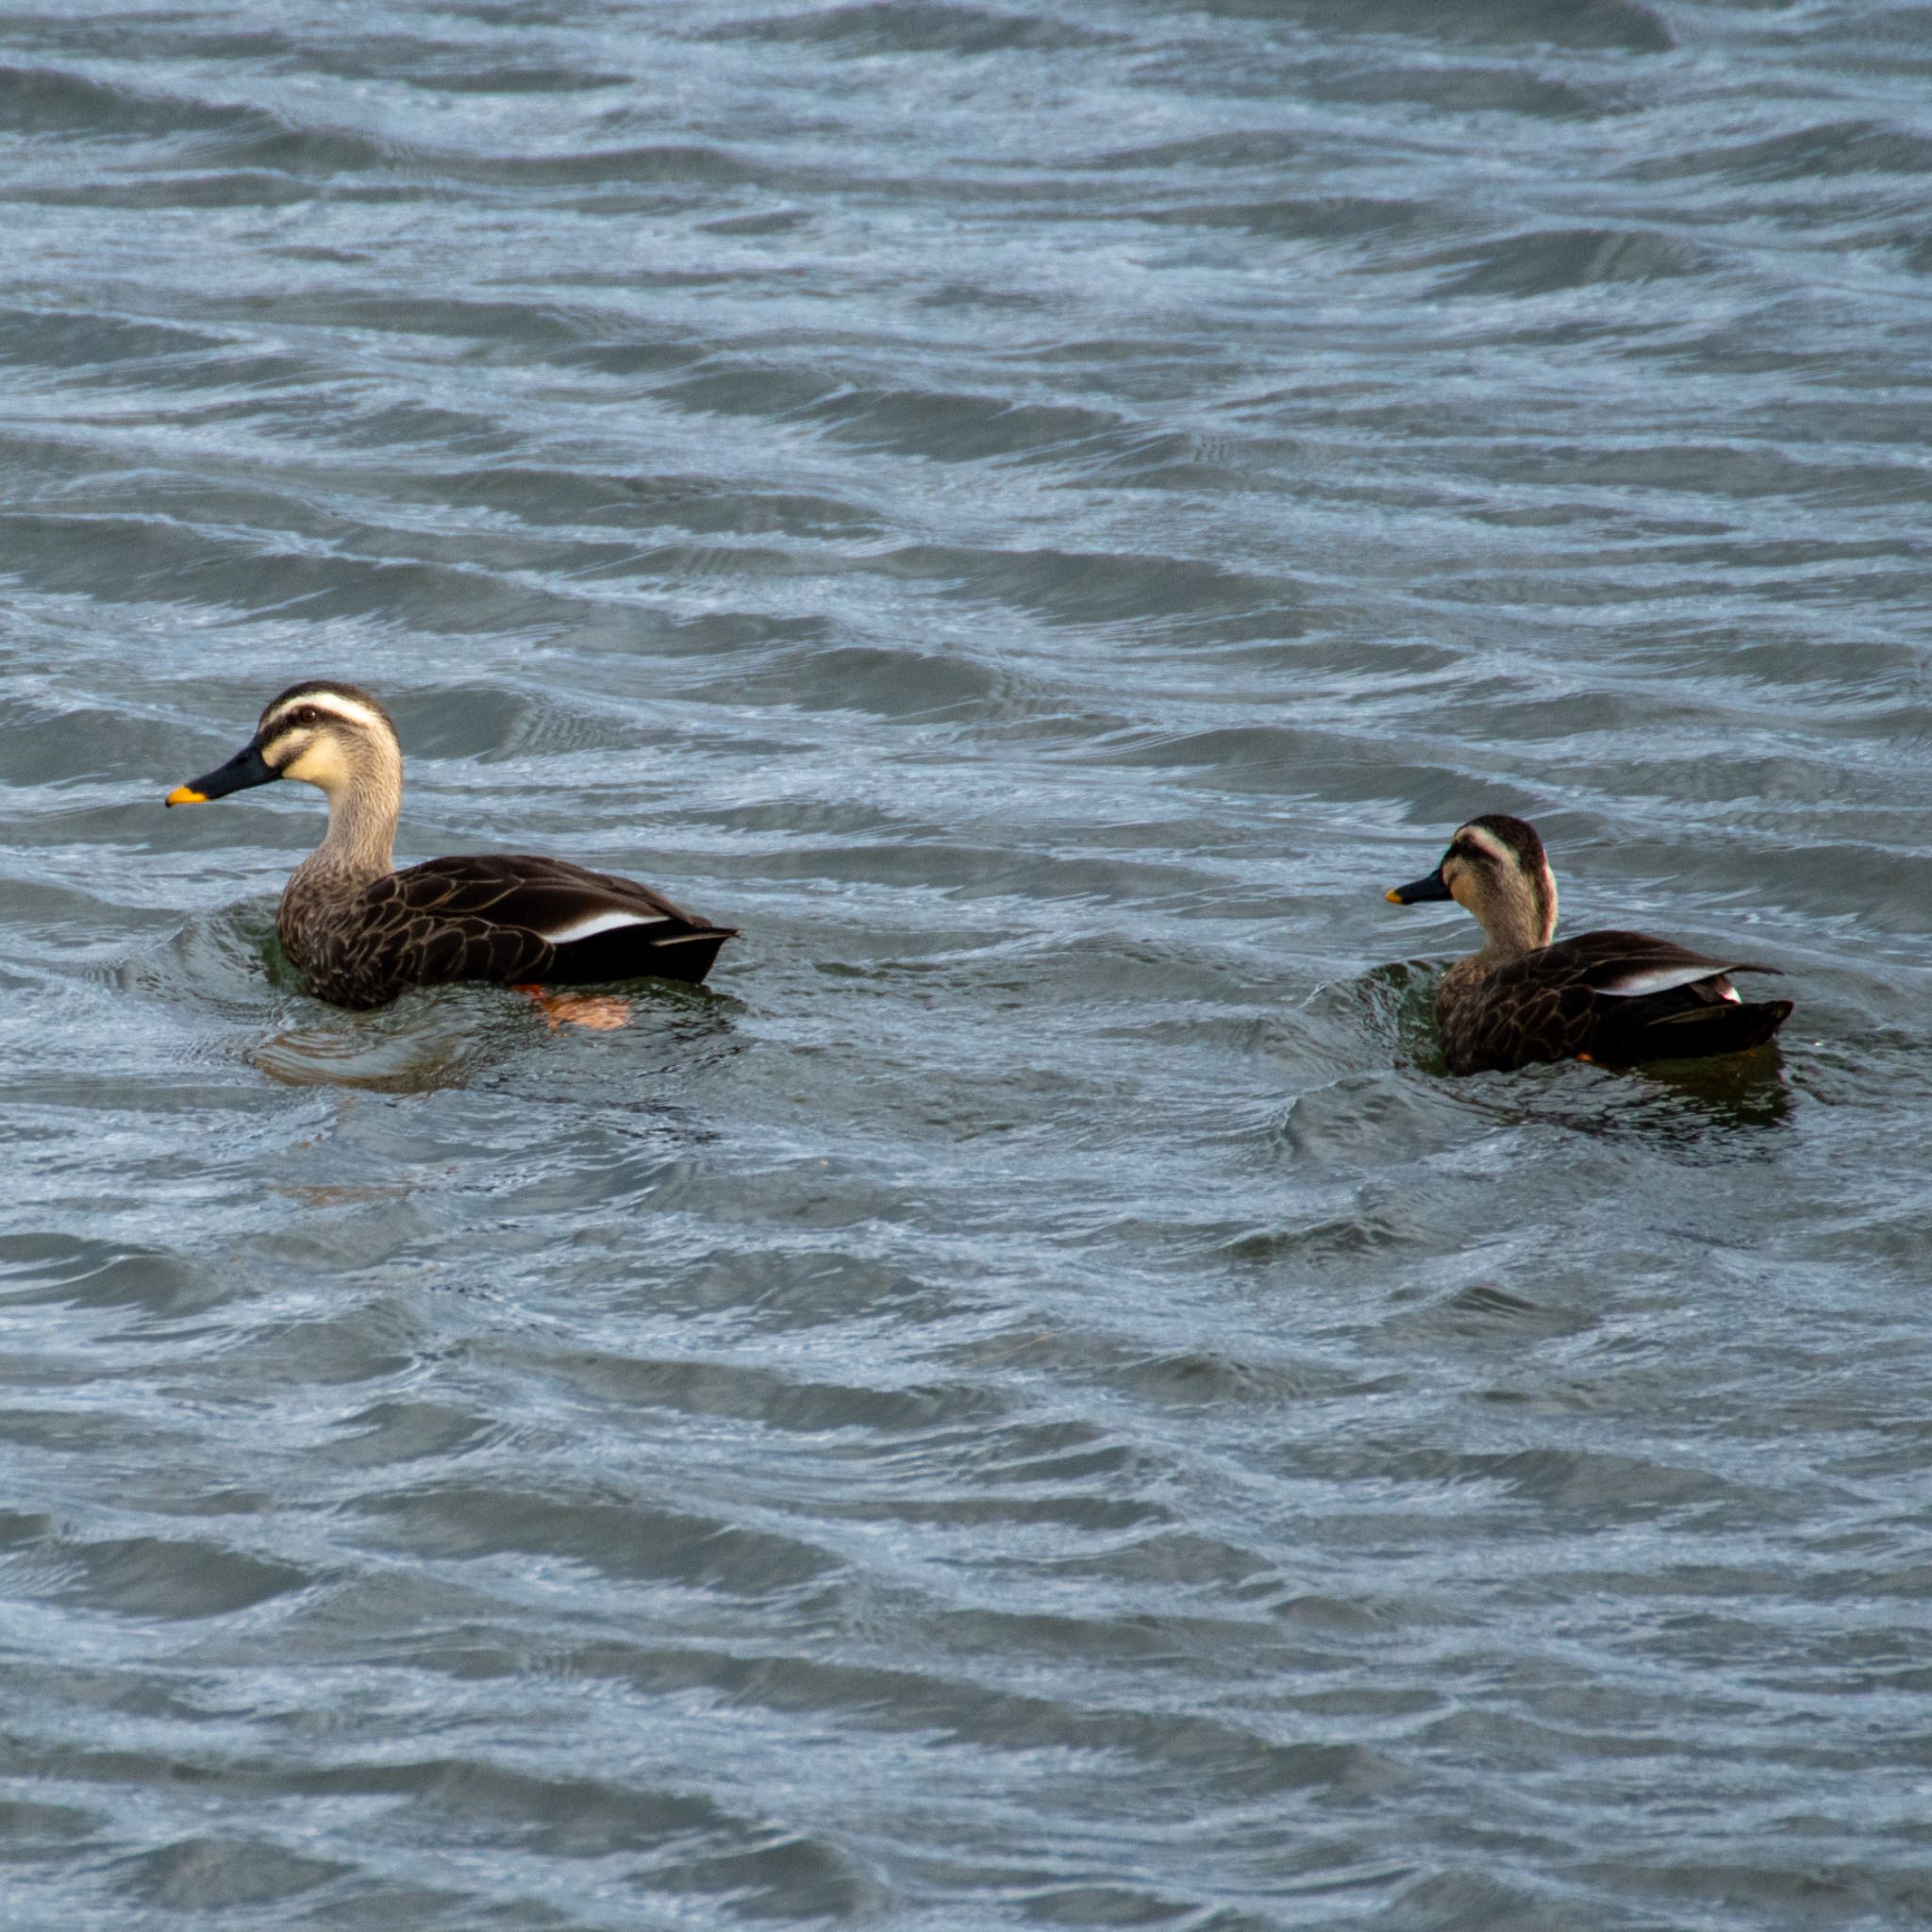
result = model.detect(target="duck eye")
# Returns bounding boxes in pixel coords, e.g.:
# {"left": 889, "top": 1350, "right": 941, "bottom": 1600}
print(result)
{"left": 294, "top": 707, "right": 319, "bottom": 726}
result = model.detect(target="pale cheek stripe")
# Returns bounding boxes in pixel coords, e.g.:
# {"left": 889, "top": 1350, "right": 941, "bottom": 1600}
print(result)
{"left": 262, "top": 694, "right": 391, "bottom": 736}
{"left": 543, "top": 909, "right": 655, "bottom": 944}
{"left": 1461, "top": 826, "right": 1514, "bottom": 868}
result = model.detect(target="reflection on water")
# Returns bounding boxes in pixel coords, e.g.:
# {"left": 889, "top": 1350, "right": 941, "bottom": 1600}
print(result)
{"left": 250, "top": 983, "right": 740, "bottom": 1091}
{"left": 1457, "top": 1051, "right": 1795, "bottom": 1144}
{"left": 1347, "top": 958, "right": 1450, "bottom": 1073}
{"left": 251, "top": 1002, "right": 508, "bottom": 1091}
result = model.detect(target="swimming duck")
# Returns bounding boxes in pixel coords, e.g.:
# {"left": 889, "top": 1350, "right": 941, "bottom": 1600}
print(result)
{"left": 166, "top": 680, "right": 736, "bottom": 1009}
{"left": 1386, "top": 814, "right": 1791, "bottom": 1074}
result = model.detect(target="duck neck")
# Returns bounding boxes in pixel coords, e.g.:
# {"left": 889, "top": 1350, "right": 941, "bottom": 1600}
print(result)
{"left": 302, "top": 771, "right": 400, "bottom": 887}
{"left": 1471, "top": 887, "right": 1555, "bottom": 970}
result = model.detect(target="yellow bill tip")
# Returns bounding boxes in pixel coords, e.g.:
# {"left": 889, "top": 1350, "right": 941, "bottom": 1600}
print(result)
{"left": 1384, "top": 887, "right": 1404, "bottom": 904}
{"left": 165, "top": 785, "right": 207, "bottom": 807}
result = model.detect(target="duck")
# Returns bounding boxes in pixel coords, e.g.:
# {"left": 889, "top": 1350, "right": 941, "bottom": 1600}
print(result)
{"left": 165, "top": 680, "right": 736, "bottom": 1010}
{"left": 1385, "top": 813, "right": 1791, "bottom": 1074}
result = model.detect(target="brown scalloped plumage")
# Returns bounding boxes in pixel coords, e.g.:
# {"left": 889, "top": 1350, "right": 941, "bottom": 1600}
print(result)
{"left": 1433, "top": 929, "right": 1792, "bottom": 1074}
{"left": 281, "top": 853, "right": 734, "bottom": 1010}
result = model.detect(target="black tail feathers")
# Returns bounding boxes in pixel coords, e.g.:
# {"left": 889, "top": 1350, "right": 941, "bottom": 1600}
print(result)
{"left": 1603, "top": 997, "right": 1793, "bottom": 1066}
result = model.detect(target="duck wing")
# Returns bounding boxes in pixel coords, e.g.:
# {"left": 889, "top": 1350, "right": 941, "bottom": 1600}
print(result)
{"left": 1536, "top": 929, "right": 1783, "bottom": 999}
{"left": 354, "top": 855, "right": 736, "bottom": 992}
{"left": 1464, "top": 929, "right": 1790, "bottom": 1069}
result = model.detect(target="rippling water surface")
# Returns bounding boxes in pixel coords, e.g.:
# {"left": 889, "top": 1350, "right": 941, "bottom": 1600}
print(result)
{"left": 4, "top": 3, "right": 1930, "bottom": 1925}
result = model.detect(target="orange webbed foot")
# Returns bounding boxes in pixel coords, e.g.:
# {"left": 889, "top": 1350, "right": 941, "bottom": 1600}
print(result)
{"left": 510, "top": 985, "right": 631, "bottom": 1032}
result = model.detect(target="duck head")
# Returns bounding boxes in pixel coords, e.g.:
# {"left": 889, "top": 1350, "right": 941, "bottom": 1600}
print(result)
{"left": 167, "top": 679, "right": 406, "bottom": 874}
{"left": 1388, "top": 813, "right": 1558, "bottom": 958}
{"left": 167, "top": 680, "right": 402, "bottom": 809}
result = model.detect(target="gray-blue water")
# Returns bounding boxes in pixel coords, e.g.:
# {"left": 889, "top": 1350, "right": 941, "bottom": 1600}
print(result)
{"left": 4, "top": 3, "right": 1930, "bottom": 1925}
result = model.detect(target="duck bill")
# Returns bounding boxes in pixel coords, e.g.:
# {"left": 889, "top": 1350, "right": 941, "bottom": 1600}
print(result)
{"left": 166, "top": 737, "right": 277, "bottom": 807}
{"left": 1386, "top": 869, "right": 1452, "bottom": 906}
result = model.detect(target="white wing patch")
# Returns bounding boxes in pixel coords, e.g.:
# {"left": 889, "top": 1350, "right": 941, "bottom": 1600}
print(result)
{"left": 543, "top": 908, "right": 658, "bottom": 945}
{"left": 1595, "top": 963, "right": 1733, "bottom": 998}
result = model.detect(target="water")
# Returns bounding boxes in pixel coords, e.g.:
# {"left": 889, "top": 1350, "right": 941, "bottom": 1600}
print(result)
{"left": 3, "top": 3, "right": 1930, "bottom": 1925}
